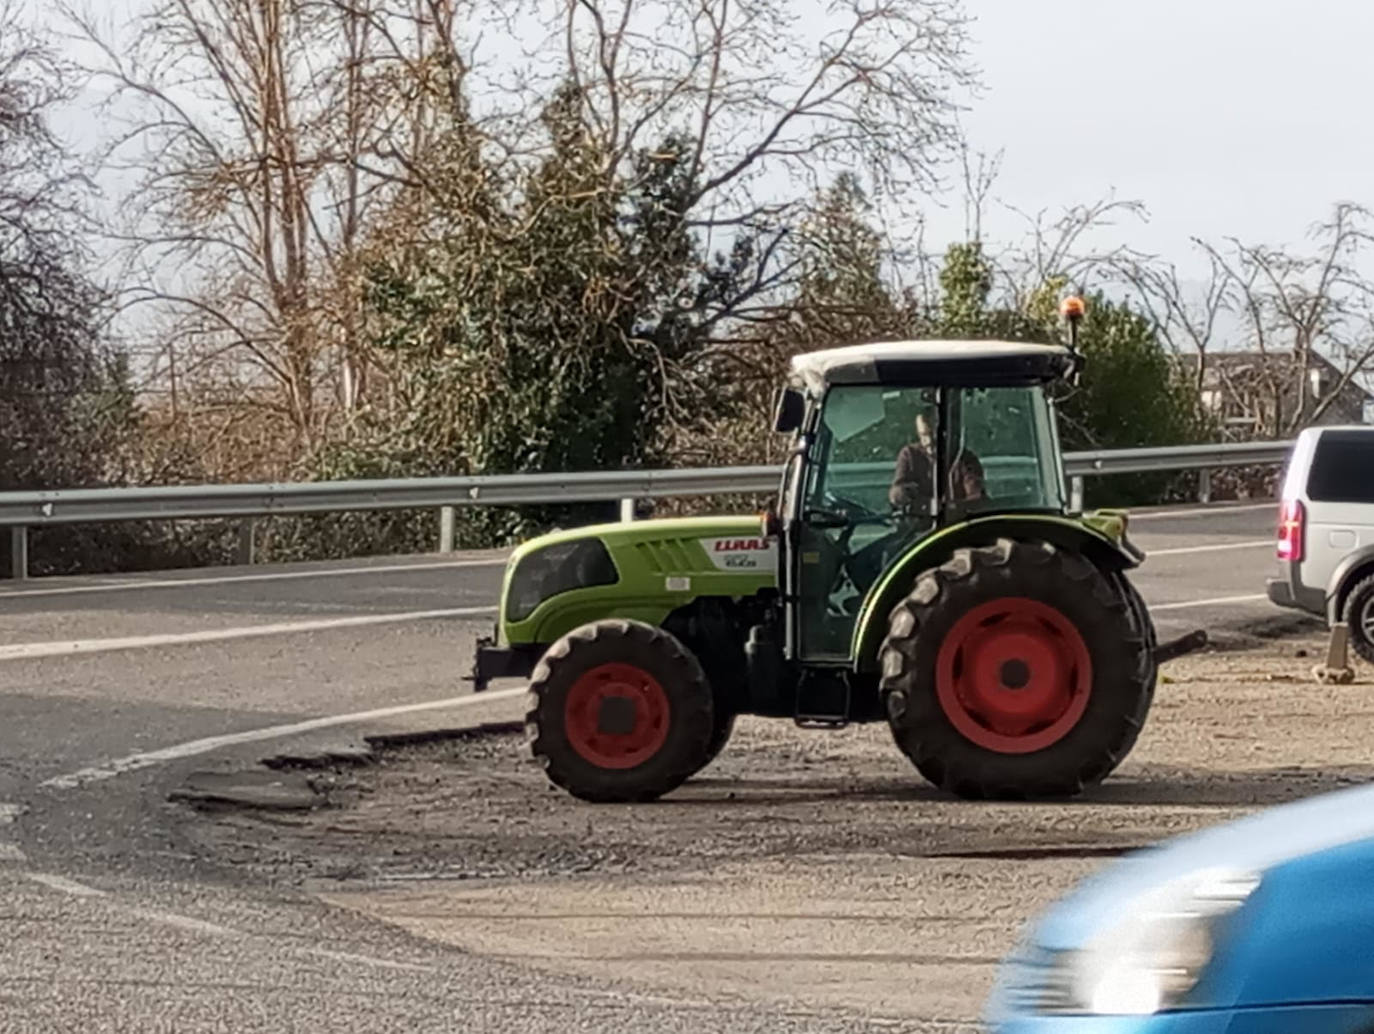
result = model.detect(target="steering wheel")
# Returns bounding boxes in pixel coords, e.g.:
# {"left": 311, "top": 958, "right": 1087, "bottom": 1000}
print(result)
{"left": 818, "top": 491, "right": 889, "bottom": 526}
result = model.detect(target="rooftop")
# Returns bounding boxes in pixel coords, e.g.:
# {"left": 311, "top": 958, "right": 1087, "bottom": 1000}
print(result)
{"left": 788, "top": 339, "right": 1075, "bottom": 395}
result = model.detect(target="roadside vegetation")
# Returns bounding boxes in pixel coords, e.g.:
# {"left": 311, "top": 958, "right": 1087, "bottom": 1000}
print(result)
{"left": 3, "top": 0, "right": 1368, "bottom": 572}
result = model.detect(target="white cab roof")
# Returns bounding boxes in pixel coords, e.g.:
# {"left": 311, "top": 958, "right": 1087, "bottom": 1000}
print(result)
{"left": 788, "top": 339, "right": 1073, "bottom": 395}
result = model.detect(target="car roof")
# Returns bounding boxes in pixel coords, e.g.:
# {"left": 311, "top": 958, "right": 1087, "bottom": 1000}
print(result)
{"left": 1313, "top": 424, "right": 1374, "bottom": 435}
{"left": 788, "top": 339, "right": 1075, "bottom": 395}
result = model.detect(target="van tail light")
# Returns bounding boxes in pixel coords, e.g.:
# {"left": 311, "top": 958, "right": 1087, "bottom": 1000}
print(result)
{"left": 1277, "top": 499, "right": 1305, "bottom": 562}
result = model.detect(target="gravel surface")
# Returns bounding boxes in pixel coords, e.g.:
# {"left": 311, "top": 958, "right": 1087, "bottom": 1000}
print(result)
{"left": 178, "top": 624, "right": 1366, "bottom": 887}
{"left": 161, "top": 622, "right": 1374, "bottom": 1026}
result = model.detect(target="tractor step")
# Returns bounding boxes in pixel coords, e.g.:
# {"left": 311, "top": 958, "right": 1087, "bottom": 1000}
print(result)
{"left": 794, "top": 669, "right": 851, "bottom": 728}
{"left": 794, "top": 715, "right": 850, "bottom": 730}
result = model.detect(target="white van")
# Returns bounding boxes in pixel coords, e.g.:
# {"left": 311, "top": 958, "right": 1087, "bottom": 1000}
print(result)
{"left": 1267, "top": 425, "right": 1374, "bottom": 661}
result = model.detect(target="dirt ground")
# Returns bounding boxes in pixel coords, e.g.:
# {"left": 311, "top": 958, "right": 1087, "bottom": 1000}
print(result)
{"left": 176, "top": 624, "right": 1374, "bottom": 1029}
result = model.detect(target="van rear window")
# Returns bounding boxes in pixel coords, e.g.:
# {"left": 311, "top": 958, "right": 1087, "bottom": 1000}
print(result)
{"left": 1307, "top": 430, "right": 1374, "bottom": 502}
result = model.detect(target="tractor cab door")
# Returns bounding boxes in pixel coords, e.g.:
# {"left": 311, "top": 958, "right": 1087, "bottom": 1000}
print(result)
{"left": 791, "top": 385, "right": 940, "bottom": 662}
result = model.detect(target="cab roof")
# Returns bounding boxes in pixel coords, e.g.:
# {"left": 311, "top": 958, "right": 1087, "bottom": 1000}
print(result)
{"left": 788, "top": 339, "right": 1076, "bottom": 395}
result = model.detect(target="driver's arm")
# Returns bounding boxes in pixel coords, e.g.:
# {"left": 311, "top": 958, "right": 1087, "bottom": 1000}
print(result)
{"left": 889, "top": 446, "right": 927, "bottom": 509}
{"left": 952, "top": 450, "right": 988, "bottom": 501}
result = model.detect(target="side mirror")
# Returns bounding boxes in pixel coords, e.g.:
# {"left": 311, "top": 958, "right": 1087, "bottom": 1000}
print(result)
{"left": 773, "top": 387, "right": 805, "bottom": 434}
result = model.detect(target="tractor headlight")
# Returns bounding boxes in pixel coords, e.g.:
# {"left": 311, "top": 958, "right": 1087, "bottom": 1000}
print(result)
{"left": 505, "top": 539, "right": 618, "bottom": 622}
{"left": 988, "top": 868, "right": 1260, "bottom": 1022}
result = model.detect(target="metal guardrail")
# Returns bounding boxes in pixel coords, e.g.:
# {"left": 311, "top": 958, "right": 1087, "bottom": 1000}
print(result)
{"left": 0, "top": 439, "right": 1292, "bottom": 579}
{"left": 1065, "top": 440, "right": 1294, "bottom": 476}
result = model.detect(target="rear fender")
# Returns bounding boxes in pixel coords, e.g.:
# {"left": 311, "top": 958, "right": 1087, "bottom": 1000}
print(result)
{"left": 849, "top": 513, "right": 1139, "bottom": 674}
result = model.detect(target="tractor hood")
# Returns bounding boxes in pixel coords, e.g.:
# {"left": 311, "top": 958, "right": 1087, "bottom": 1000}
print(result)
{"left": 507, "top": 514, "right": 774, "bottom": 566}
{"left": 498, "top": 515, "right": 779, "bottom": 647}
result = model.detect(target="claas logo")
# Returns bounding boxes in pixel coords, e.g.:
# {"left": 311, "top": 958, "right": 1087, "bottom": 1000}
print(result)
{"left": 714, "top": 538, "right": 769, "bottom": 552}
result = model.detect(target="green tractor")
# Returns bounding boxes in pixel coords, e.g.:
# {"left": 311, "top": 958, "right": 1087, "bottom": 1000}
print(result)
{"left": 470, "top": 301, "right": 1160, "bottom": 802}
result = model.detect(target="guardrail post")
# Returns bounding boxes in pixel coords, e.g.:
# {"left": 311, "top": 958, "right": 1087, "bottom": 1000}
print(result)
{"left": 438, "top": 506, "right": 456, "bottom": 553}
{"left": 237, "top": 520, "right": 256, "bottom": 566}
{"left": 1069, "top": 476, "right": 1084, "bottom": 512}
{"left": 1198, "top": 467, "right": 1212, "bottom": 505}
{"left": 9, "top": 527, "right": 27, "bottom": 580}
{"left": 619, "top": 497, "right": 636, "bottom": 522}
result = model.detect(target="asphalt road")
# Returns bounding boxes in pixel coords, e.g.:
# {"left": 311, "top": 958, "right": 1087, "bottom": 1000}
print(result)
{"left": 0, "top": 501, "right": 1299, "bottom": 1033}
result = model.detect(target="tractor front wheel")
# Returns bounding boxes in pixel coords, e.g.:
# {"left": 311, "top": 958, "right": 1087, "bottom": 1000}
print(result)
{"left": 702, "top": 709, "right": 736, "bottom": 768}
{"left": 879, "top": 538, "right": 1154, "bottom": 800}
{"left": 526, "top": 619, "right": 716, "bottom": 802}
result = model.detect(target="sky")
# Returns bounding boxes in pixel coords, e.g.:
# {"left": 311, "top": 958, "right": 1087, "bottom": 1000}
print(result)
{"left": 33, "top": 0, "right": 1374, "bottom": 297}
{"left": 941, "top": 0, "right": 1374, "bottom": 272}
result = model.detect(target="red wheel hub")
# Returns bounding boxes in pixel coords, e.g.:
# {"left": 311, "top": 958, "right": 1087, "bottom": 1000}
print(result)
{"left": 935, "top": 597, "right": 1093, "bottom": 754}
{"left": 563, "top": 663, "right": 670, "bottom": 769}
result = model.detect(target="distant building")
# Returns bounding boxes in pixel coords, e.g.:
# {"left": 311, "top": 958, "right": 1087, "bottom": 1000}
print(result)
{"left": 1179, "top": 351, "right": 1374, "bottom": 439}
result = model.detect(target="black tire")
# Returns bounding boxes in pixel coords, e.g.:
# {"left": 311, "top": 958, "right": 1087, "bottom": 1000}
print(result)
{"left": 879, "top": 538, "right": 1155, "bottom": 800}
{"left": 1115, "top": 569, "right": 1160, "bottom": 659}
{"left": 703, "top": 709, "right": 736, "bottom": 767}
{"left": 1341, "top": 574, "right": 1374, "bottom": 665}
{"left": 526, "top": 619, "right": 715, "bottom": 803}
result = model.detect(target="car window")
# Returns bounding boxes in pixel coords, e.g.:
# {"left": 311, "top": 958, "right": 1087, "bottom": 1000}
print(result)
{"left": 1307, "top": 431, "right": 1374, "bottom": 503}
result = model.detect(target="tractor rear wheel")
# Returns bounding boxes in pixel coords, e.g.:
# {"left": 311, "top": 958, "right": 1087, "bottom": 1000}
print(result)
{"left": 526, "top": 619, "right": 716, "bottom": 803}
{"left": 879, "top": 538, "right": 1154, "bottom": 800}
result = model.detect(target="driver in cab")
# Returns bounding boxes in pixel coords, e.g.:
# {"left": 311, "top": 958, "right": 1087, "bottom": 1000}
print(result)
{"left": 844, "top": 410, "right": 989, "bottom": 598}
{"left": 889, "top": 412, "right": 987, "bottom": 513}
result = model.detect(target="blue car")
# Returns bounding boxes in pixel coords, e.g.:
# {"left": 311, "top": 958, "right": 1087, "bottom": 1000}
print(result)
{"left": 986, "top": 782, "right": 1374, "bottom": 1032}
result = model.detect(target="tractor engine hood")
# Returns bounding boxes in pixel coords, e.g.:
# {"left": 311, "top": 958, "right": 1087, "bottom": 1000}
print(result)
{"left": 497, "top": 516, "right": 780, "bottom": 647}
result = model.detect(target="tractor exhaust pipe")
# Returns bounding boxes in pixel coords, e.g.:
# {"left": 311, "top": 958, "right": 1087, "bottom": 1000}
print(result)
{"left": 1154, "top": 628, "right": 1208, "bottom": 664}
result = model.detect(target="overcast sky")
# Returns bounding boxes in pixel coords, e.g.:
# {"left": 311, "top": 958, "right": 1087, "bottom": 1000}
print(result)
{"left": 946, "top": 0, "right": 1374, "bottom": 272}
{"left": 38, "top": 0, "right": 1374, "bottom": 284}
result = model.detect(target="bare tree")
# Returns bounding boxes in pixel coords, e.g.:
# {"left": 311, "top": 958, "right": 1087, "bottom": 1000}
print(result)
{"left": 545, "top": 0, "right": 972, "bottom": 412}
{"left": 998, "top": 193, "right": 1149, "bottom": 310}
{"left": 64, "top": 0, "right": 475, "bottom": 470}
{"left": 1193, "top": 203, "right": 1374, "bottom": 436}
{"left": 0, "top": 0, "right": 90, "bottom": 302}
{"left": 1112, "top": 249, "right": 1232, "bottom": 394}
{"left": 0, "top": 4, "right": 204, "bottom": 573}
{"left": 65, "top": 0, "right": 973, "bottom": 485}
{"left": 956, "top": 140, "right": 1001, "bottom": 243}
{"left": 540, "top": 0, "right": 971, "bottom": 213}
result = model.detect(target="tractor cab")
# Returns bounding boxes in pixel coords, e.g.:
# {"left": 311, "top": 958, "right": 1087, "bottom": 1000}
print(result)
{"left": 771, "top": 340, "right": 1081, "bottom": 663}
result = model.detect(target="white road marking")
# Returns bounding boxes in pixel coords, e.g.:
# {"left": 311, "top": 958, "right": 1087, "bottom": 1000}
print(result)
{"left": 0, "top": 605, "right": 497, "bottom": 663}
{"left": 305, "top": 948, "right": 436, "bottom": 973}
{"left": 1148, "top": 539, "right": 1272, "bottom": 557}
{"left": 22, "top": 871, "right": 438, "bottom": 977}
{"left": 1131, "top": 502, "right": 1276, "bottom": 520}
{"left": 131, "top": 907, "right": 239, "bottom": 938}
{"left": 1151, "top": 593, "right": 1268, "bottom": 612}
{"left": 26, "top": 872, "right": 106, "bottom": 897}
{"left": 40, "top": 685, "right": 528, "bottom": 791}
{"left": 0, "top": 557, "right": 506, "bottom": 600}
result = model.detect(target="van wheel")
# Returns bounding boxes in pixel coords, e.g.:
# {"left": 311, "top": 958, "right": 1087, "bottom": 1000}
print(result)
{"left": 1341, "top": 574, "right": 1374, "bottom": 665}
